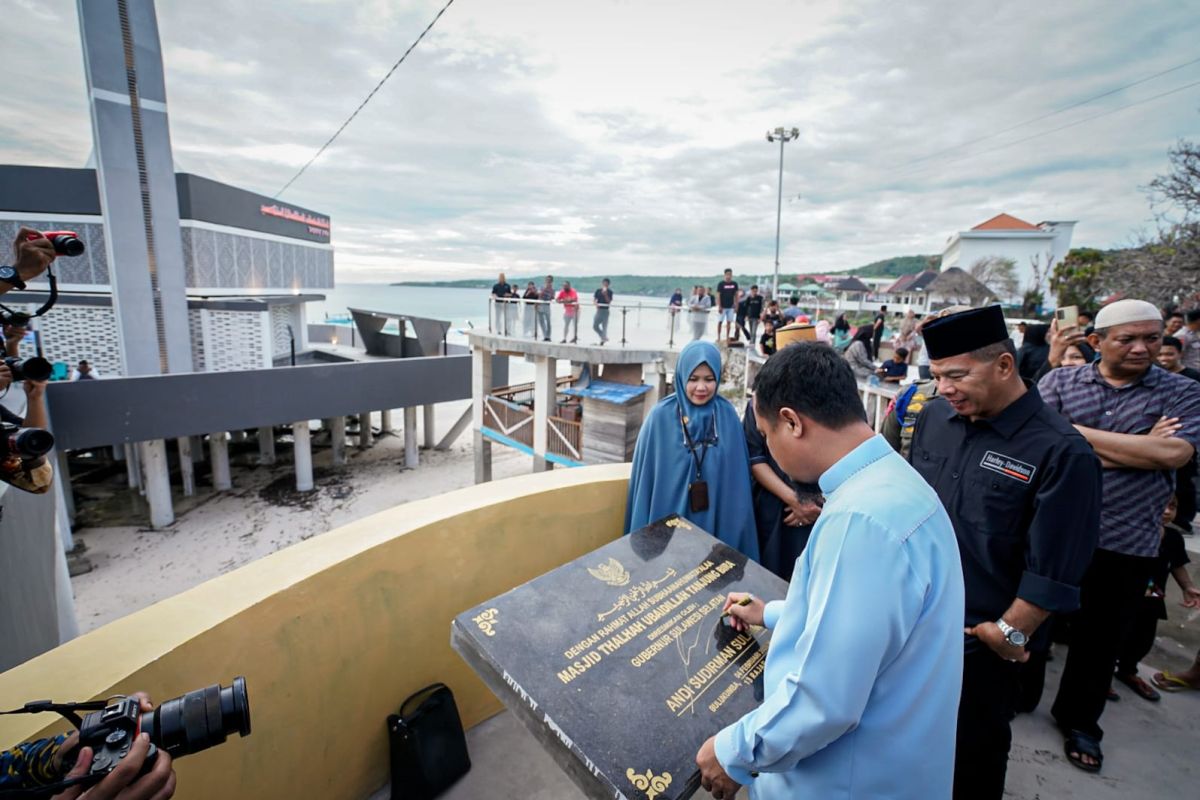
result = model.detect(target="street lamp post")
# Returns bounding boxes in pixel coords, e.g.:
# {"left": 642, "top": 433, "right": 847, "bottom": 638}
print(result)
{"left": 766, "top": 126, "right": 799, "bottom": 300}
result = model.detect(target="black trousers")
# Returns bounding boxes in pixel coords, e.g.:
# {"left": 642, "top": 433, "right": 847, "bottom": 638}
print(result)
{"left": 1051, "top": 548, "right": 1156, "bottom": 740}
{"left": 953, "top": 647, "right": 1020, "bottom": 800}
{"left": 1116, "top": 599, "right": 1162, "bottom": 676}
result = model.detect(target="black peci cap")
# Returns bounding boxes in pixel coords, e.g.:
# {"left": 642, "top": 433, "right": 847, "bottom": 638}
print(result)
{"left": 922, "top": 305, "right": 1009, "bottom": 360}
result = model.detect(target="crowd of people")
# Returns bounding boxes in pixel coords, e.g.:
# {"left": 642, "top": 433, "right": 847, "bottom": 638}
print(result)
{"left": 622, "top": 297, "right": 1200, "bottom": 799}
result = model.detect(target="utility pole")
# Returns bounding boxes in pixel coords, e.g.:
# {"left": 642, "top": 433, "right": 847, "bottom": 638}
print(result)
{"left": 766, "top": 127, "right": 799, "bottom": 299}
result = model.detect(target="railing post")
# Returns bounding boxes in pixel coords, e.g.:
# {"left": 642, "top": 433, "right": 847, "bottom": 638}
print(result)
{"left": 621, "top": 308, "right": 628, "bottom": 347}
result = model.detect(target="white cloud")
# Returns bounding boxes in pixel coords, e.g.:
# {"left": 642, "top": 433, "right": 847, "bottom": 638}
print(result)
{"left": 1, "top": 0, "right": 1199, "bottom": 283}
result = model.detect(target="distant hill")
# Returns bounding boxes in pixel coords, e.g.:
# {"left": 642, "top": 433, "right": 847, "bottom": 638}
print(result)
{"left": 393, "top": 254, "right": 943, "bottom": 295}
{"left": 846, "top": 255, "right": 940, "bottom": 278}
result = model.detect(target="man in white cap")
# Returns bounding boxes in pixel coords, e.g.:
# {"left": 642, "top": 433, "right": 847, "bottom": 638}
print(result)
{"left": 1039, "top": 298, "right": 1200, "bottom": 773}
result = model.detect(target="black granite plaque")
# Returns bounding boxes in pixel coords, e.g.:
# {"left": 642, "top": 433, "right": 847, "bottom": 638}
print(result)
{"left": 451, "top": 515, "right": 789, "bottom": 800}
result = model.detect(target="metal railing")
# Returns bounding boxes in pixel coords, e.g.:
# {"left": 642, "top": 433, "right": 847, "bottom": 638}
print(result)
{"left": 487, "top": 295, "right": 755, "bottom": 349}
{"left": 547, "top": 417, "right": 582, "bottom": 461}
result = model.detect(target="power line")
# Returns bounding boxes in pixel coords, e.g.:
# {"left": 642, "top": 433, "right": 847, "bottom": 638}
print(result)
{"left": 902, "top": 78, "right": 1200, "bottom": 174}
{"left": 274, "top": 0, "right": 457, "bottom": 199}
{"left": 898, "top": 56, "right": 1200, "bottom": 169}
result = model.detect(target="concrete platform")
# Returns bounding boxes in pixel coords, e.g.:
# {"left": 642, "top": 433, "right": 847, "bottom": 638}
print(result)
{"left": 368, "top": 643, "right": 1198, "bottom": 799}
{"left": 468, "top": 331, "right": 678, "bottom": 366}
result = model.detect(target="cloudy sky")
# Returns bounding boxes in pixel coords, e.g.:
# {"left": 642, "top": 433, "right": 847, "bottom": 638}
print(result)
{"left": 3, "top": 0, "right": 1199, "bottom": 282}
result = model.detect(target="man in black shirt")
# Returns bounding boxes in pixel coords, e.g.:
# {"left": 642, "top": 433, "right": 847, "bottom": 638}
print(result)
{"left": 908, "top": 305, "right": 1101, "bottom": 800}
{"left": 592, "top": 278, "right": 613, "bottom": 344}
{"left": 491, "top": 272, "right": 512, "bottom": 334}
{"left": 716, "top": 269, "right": 738, "bottom": 343}
{"left": 871, "top": 305, "right": 887, "bottom": 359}
{"left": 1159, "top": 335, "right": 1200, "bottom": 533}
{"left": 744, "top": 285, "right": 764, "bottom": 345}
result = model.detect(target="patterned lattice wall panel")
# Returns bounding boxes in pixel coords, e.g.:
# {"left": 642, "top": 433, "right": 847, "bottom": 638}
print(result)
{"left": 188, "top": 309, "right": 205, "bottom": 373}
{"left": 0, "top": 220, "right": 110, "bottom": 286}
{"left": 200, "top": 310, "right": 269, "bottom": 372}
{"left": 269, "top": 305, "right": 293, "bottom": 359}
{"left": 21, "top": 304, "right": 125, "bottom": 376}
{"left": 179, "top": 225, "right": 333, "bottom": 291}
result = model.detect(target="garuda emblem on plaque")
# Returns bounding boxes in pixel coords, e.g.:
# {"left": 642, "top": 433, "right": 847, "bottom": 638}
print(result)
{"left": 588, "top": 557, "right": 631, "bottom": 587}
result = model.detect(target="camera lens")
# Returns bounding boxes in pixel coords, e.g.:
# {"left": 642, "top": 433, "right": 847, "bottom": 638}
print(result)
{"left": 49, "top": 234, "right": 85, "bottom": 257}
{"left": 6, "top": 356, "right": 52, "bottom": 382}
{"left": 10, "top": 428, "right": 54, "bottom": 459}
{"left": 140, "top": 678, "right": 251, "bottom": 759}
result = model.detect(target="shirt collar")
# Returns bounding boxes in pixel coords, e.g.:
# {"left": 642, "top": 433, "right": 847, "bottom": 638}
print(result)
{"left": 819, "top": 435, "right": 893, "bottom": 495}
{"left": 1080, "top": 360, "right": 1162, "bottom": 388}
{"left": 941, "top": 381, "right": 1043, "bottom": 440}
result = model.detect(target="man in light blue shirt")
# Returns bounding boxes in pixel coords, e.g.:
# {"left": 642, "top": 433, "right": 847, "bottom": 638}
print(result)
{"left": 697, "top": 342, "right": 965, "bottom": 799}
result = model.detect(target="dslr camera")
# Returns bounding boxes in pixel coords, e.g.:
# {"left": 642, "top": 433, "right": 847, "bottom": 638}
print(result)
{"left": 76, "top": 678, "right": 251, "bottom": 780}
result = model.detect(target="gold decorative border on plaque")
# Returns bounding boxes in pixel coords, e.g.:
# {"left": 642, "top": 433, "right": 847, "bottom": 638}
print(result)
{"left": 626, "top": 768, "right": 672, "bottom": 799}
{"left": 472, "top": 608, "right": 499, "bottom": 636}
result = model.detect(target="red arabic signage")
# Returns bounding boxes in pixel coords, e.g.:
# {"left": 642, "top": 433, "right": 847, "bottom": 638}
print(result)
{"left": 259, "top": 204, "right": 331, "bottom": 238}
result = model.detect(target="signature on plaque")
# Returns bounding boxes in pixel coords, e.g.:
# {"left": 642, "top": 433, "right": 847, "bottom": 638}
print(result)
{"left": 626, "top": 768, "right": 672, "bottom": 799}
{"left": 472, "top": 608, "right": 499, "bottom": 637}
{"left": 587, "top": 557, "right": 631, "bottom": 587}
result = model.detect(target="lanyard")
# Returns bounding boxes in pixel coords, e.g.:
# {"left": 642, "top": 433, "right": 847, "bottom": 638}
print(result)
{"left": 677, "top": 401, "right": 713, "bottom": 481}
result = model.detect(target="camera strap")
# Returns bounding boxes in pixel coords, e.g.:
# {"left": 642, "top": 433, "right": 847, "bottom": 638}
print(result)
{"left": 0, "top": 268, "right": 58, "bottom": 321}
{"left": 0, "top": 698, "right": 108, "bottom": 729}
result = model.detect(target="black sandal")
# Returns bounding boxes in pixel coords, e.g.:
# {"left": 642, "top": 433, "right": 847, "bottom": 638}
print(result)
{"left": 1063, "top": 729, "right": 1103, "bottom": 773}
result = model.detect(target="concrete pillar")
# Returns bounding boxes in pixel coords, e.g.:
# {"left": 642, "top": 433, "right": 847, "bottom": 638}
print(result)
{"left": 112, "top": 444, "right": 125, "bottom": 462}
{"left": 191, "top": 435, "right": 206, "bottom": 462}
{"left": 293, "top": 422, "right": 314, "bottom": 492}
{"left": 208, "top": 433, "right": 232, "bottom": 490}
{"left": 177, "top": 437, "right": 195, "bottom": 497}
{"left": 139, "top": 439, "right": 174, "bottom": 529}
{"left": 404, "top": 407, "right": 419, "bottom": 468}
{"left": 55, "top": 451, "right": 76, "bottom": 525}
{"left": 359, "top": 412, "right": 374, "bottom": 449}
{"left": 380, "top": 409, "right": 393, "bottom": 434}
{"left": 532, "top": 355, "right": 556, "bottom": 473}
{"left": 472, "top": 348, "right": 493, "bottom": 483}
{"left": 423, "top": 404, "right": 436, "bottom": 448}
{"left": 257, "top": 426, "right": 276, "bottom": 465}
{"left": 125, "top": 443, "right": 140, "bottom": 489}
{"left": 330, "top": 415, "right": 347, "bottom": 465}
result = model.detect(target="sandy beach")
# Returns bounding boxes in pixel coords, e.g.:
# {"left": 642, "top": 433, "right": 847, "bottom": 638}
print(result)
{"left": 68, "top": 401, "right": 531, "bottom": 632}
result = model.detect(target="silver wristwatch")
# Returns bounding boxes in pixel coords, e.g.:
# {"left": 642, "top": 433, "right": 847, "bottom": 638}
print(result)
{"left": 996, "top": 618, "right": 1028, "bottom": 648}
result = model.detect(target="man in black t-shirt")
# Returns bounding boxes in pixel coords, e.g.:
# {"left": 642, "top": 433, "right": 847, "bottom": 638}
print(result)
{"left": 715, "top": 268, "right": 738, "bottom": 342}
{"left": 593, "top": 278, "right": 614, "bottom": 344}
{"left": 744, "top": 285, "right": 764, "bottom": 344}
{"left": 872, "top": 304, "right": 888, "bottom": 359}
{"left": 491, "top": 272, "right": 512, "bottom": 334}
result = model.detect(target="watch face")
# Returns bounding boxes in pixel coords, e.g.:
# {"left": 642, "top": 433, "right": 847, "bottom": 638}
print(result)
{"left": 1009, "top": 630, "right": 1028, "bottom": 647}
{"left": 0, "top": 267, "right": 14, "bottom": 280}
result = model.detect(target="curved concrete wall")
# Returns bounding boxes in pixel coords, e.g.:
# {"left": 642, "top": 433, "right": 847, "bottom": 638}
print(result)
{"left": 0, "top": 464, "right": 631, "bottom": 800}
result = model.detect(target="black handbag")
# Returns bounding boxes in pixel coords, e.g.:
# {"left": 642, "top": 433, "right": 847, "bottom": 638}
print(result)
{"left": 388, "top": 683, "right": 471, "bottom": 800}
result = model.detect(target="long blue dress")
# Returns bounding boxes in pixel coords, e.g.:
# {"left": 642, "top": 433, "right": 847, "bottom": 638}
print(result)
{"left": 624, "top": 341, "right": 759, "bottom": 561}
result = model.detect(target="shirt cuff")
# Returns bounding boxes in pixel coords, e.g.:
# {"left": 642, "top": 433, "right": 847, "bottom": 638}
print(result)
{"left": 714, "top": 725, "right": 758, "bottom": 786}
{"left": 748, "top": 455, "right": 768, "bottom": 466}
{"left": 1017, "top": 571, "right": 1081, "bottom": 613}
{"left": 763, "top": 600, "right": 784, "bottom": 630}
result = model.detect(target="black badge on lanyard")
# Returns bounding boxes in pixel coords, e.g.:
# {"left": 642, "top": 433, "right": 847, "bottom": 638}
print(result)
{"left": 679, "top": 403, "right": 711, "bottom": 513}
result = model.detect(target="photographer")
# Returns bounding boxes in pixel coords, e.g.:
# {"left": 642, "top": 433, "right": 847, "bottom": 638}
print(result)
{"left": 3, "top": 313, "right": 31, "bottom": 358}
{"left": 0, "top": 364, "right": 53, "bottom": 494}
{"left": 0, "top": 693, "right": 176, "bottom": 800}
{"left": 0, "top": 228, "right": 57, "bottom": 298}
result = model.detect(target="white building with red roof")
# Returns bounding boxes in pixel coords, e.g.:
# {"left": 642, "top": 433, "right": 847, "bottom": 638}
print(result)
{"left": 940, "top": 213, "right": 1076, "bottom": 305}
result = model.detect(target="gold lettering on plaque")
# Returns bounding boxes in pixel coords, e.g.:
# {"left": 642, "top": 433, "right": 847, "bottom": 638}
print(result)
{"left": 472, "top": 608, "right": 499, "bottom": 637}
{"left": 626, "top": 768, "right": 672, "bottom": 799}
{"left": 587, "top": 557, "right": 631, "bottom": 587}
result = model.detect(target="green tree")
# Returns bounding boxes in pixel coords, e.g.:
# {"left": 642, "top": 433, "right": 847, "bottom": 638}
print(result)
{"left": 1050, "top": 248, "right": 1110, "bottom": 309}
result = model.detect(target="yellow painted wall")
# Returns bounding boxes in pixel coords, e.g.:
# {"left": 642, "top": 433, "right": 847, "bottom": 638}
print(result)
{"left": 0, "top": 464, "right": 631, "bottom": 800}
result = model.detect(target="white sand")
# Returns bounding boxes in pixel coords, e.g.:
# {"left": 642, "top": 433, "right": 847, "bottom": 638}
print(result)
{"left": 69, "top": 401, "right": 532, "bottom": 632}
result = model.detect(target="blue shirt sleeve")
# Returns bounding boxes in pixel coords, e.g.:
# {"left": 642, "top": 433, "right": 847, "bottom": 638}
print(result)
{"left": 713, "top": 512, "right": 925, "bottom": 783}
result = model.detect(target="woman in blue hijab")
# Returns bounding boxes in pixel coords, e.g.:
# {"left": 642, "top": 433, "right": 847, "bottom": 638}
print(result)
{"left": 625, "top": 341, "right": 759, "bottom": 561}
